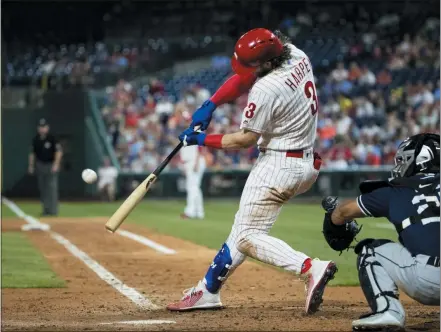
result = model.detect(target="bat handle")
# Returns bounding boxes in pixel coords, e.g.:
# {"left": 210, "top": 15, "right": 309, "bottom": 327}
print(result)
{"left": 151, "top": 125, "right": 201, "bottom": 177}
{"left": 152, "top": 142, "right": 183, "bottom": 177}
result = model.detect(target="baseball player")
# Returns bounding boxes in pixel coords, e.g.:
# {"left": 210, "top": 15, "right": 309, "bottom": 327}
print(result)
{"left": 321, "top": 133, "right": 440, "bottom": 330}
{"left": 167, "top": 28, "right": 337, "bottom": 314}
{"left": 180, "top": 145, "right": 206, "bottom": 219}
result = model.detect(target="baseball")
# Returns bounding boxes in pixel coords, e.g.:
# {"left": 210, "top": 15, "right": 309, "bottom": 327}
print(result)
{"left": 82, "top": 169, "right": 97, "bottom": 184}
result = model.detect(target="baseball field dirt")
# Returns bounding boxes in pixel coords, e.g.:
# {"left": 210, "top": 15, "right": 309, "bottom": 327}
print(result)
{"left": 2, "top": 217, "right": 439, "bottom": 331}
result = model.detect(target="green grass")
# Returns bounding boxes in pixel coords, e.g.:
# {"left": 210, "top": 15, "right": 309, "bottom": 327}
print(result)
{"left": 4, "top": 200, "right": 396, "bottom": 286}
{"left": 2, "top": 205, "right": 19, "bottom": 218}
{"left": 2, "top": 232, "right": 66, "bottom": 288}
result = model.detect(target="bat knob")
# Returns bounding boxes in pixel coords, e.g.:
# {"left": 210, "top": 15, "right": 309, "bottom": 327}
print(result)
{"left": 105, "top": 225, "right": 116, "bottom": 233}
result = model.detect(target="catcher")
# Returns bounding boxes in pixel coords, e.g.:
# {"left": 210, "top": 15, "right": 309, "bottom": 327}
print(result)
{"left": 321, "top": 133, "right": 440, "bottom": 331}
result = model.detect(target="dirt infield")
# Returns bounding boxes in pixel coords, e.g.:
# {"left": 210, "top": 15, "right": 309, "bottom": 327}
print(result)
{"left": 2, "top": 217, "right": 439, "bottom": 331}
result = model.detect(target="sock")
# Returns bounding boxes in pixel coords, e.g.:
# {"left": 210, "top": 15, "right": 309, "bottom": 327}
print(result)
{"left": 301, "top": 258, "right": 312, "bottom": 274}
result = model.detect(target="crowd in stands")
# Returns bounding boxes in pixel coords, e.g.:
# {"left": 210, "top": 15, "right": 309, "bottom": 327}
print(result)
{"left": 4, "top": 38, "right": 223, "bottom": 87}
{"left": 100, "top": 77, "right": 259, "bottom": 172}
{"left": 100, "top": 23, "right": 439, "bottom": 172}
{"left": 5, "top": 1, "right": 438, "bottom": 172}
{"left": 317, "top": 27, "right": 440, "bottom": 169}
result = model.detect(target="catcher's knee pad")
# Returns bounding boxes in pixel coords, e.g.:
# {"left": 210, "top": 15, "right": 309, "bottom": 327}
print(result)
{"left": 204, "top": 243, "right": 232, "bottom": 293}
{"left": 356, "top": 239, "right": 398, "bottom": 314}
{"left": 354, "top": 238, "right": 393, "bottom": 255}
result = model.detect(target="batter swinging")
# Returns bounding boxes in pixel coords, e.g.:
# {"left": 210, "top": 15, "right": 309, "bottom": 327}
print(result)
{"left": 168, "top": 28, "right": 337, "bottom": 314}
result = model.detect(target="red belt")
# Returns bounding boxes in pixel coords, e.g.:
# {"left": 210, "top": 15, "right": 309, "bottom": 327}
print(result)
{"left": 286, "top": 150, "right": 304, "bottom": 158}
{"left": 259, "top": 148, "right": 305, "bottom": 158}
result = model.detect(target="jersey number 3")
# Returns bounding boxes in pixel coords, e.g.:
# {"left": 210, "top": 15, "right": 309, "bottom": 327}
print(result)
{"left": 304, "top": 81, "right": 318, "bottom": 116}
{"left": 245, "top": 102, "right": 256, "bottom": 119}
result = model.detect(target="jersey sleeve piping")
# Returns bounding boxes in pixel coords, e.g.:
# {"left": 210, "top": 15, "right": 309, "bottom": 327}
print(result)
{"left": 357, "top": 195, "right": 373, "bottom": 217}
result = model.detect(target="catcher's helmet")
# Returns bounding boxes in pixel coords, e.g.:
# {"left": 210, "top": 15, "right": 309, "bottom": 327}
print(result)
{"left": 391, "top": 133, "right": 440, "bottom": 178}
{"left": 231, "top": 28, "right": 284, "bottom": 75}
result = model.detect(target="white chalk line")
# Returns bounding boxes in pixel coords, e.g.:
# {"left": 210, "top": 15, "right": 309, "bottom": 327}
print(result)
{"left": 4, "top": 319, "right": 176, "bottom": 327}
{"left": 100, "top": 320, "right": 176, "bottom": 325}
{"left": 1, "top": 196, "right": 159, "bottom": 310}
{"left": 2, "top": 197, "right": 26, "bottom": 218}
{"left": 117, "top": 229, "right": 177, "bottom": 255}
{"left": 1, "top": 197, "right": 50, "bottom": 231}
{"left": 49, "top": 232, "right": 158, "bottom": 309}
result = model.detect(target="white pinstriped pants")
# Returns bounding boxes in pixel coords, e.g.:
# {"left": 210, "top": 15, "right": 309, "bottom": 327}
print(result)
{"left": 224, "top": 148, "right": 320, "bottom": 278}
{"left": 184, "top": 168, "right": 205, "bottom": 219}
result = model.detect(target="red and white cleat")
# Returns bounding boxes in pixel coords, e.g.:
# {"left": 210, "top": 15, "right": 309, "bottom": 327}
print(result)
{"left": 166, "top": 280, "right": 223, "bottom": 312}
{"left": 303, "top": 259, "right": 337, "bottom": 314}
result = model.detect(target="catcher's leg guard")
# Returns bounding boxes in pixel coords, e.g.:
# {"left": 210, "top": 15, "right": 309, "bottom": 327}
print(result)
{"left": 354, "top": 239, "right": 405, "bottom": 329}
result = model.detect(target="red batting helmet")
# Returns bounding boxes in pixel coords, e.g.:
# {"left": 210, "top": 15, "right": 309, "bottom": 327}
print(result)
{"left": 231, "top": 28, "right": 284, "bottom": 75}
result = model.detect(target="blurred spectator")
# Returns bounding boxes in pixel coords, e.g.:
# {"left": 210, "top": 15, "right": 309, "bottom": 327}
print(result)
{"left": 322, "top": 97, "right": 340, "bottom": 116}
{"left": 114, "top": 54, "right": 129, "bottom": 68}
{"left": 150, "top": 78, "right": 165, "bottom": 95}
{"left": 362, "top": 32, "right": 377, "bottom": 52}
{"left": 398, "top": 34, "right": 412, "bottom": 55}
{"left": 321, "top": 77, "right": 335, "bottom": 99}
{"left": 336, "top": 79, "right": 353, "bottom": 95}
{"left": 325, "top": 136, "right": 354, "bottom": 169}
{"left": 348, "top": 62, "right": 362, "bottom": 81}
{"left": 359, "top": 65, "right": 376, "bottom": 87}
{"left": 155, "top": 96, "right": 174, "bottom": 126}
{"left": 335, "top": 112, "right": 352, "bottom": 136}
{"left": 318, "top": 118, "right": 337, "bottom": 146}
{"left": 338, "top": 94, "right": 353, "bottom": 113}
{"left": 331, "top": 62, "right": 348, "bottom": 82}
{"left": 388, "top": 52, "right": 407, "bottom": 70}
{"left": 376, "top": 69, "right": 392, "bottom": 87}
{"left": 355, "top": 97, "right": 375, "bottom": 124}
{"left": 421, "top": 82, "right": 435, "bottom": 105}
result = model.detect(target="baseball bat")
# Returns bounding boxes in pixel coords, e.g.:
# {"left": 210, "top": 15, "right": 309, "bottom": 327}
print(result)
{"left": 105, "top": 142, "right": 184, "bottom": 233}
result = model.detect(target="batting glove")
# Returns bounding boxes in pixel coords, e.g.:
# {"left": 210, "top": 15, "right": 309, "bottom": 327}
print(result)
{"left": 179, "top": 131, "right": 206, "bottom": 147}
{"left": 187, "top": 100, "right": 217, "bottom": 131}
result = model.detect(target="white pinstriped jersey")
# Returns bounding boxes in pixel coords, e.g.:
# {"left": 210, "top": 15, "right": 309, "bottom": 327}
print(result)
{"left": 240, "top": 44, "right": 318, "bottom": 150}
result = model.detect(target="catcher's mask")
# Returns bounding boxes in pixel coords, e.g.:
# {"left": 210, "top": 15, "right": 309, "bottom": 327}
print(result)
{"left": 391, "top": 133, "right": 440, "bottom": 179}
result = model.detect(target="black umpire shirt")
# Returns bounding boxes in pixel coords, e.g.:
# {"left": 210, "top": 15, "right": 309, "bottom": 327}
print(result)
{"left": 32, "top": 134, "right": 60, "bottom": 163}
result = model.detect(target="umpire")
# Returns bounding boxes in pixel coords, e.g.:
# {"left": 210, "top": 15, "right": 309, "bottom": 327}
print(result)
{"left": 28, "top": 118, "right": 62, "bottom": 216}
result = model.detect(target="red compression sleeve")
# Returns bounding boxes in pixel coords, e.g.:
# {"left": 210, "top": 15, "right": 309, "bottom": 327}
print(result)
{"left": 210, "top": 73, "right": 256, "bottom": 106}
{"left": 204, "top": 134, "right": 224, "bottom": 149}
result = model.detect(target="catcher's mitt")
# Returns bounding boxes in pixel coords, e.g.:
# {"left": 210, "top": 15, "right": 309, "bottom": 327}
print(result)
{"left": 321, "top": 196, "right": 362, "bottom": 253}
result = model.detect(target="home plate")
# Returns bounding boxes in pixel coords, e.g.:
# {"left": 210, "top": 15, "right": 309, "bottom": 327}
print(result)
{"left": 100, "top": 320, "right": 176, "bottom": 325}
{"left": 21, "top": 224, "right": 50, "bottom": 231}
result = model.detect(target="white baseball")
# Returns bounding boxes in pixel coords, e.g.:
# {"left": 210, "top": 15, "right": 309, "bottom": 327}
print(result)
{"left": 82, "top": 169, "right": 97, "bottom": 184}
